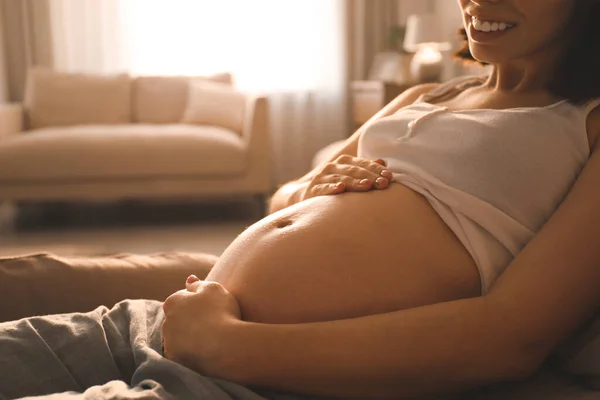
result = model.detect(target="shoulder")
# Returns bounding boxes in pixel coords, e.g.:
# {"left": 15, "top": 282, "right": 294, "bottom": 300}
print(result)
{"left": 394, "top": 75, "right": 488, "bottom": 108}
{"left": 379, "top": 83, "right": 440, "bottom": 114}
{"left": 367, "top": 82, "right": 440, "bottom": 120}
{"left": 398, "top": 83, "right": 441, "bottom": 103}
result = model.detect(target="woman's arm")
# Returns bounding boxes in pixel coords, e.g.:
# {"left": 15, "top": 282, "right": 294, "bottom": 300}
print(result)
{"left": 215, "top": 128, "right": 600, "bottom": 398}
{"left": 268, "top": 84, "right": 438, "bottom": 214}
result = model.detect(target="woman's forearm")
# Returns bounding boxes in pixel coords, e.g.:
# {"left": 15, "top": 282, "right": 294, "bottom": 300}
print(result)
{"left": 268, "top": 180, "right": 307, "bottom": 214}
{"left": 217, "top": 297, "right": 535, "bottom": 399}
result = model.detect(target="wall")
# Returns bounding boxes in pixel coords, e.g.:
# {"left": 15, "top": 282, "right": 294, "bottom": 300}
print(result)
{"left": 397, "top": 0, "right": 432, "bottom": 25}
{"left": 435, "top": 0, "right": 463, "bottom": 41}
{"left": 434, "top": 0, "right": 463, "bottom": 80}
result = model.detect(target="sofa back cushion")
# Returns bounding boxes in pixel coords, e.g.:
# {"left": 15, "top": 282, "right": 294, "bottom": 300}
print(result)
{"left": 132, "top": 73, "right": 233, "bottom": 124}
{"left": 181, "top": 81, "right": 247, "bottom": 135}
{"left": 24, "top": 67, "right": 132, "bottom": 129}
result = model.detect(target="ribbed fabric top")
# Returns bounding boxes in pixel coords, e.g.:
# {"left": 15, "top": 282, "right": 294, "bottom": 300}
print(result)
{"left": 358, "top": 75, "right": 600, "bottom": 293}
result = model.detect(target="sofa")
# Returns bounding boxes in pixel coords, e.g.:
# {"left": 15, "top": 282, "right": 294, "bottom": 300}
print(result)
{"left": 0, "top": 68, "right": 272, "bottom": 212}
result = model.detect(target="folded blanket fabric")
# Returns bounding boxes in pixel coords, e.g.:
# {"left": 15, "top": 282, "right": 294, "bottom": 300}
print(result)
{"left": 0, "top": 297, "right": 597, "bottom": 400}
{"left": 0, "top": 299, "right": 308, "bottom": 400}
{"left": 0, "top": 252, "right": 217, "bottom": 322}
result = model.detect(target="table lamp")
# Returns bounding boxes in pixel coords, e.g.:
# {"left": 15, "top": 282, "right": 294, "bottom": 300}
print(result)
{"left": 403, "top": 14, "right": 452, "bottom": 83}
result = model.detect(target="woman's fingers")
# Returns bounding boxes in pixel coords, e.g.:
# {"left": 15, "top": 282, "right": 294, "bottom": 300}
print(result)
{"left": 332, "top": 164, "right": 391, "bottom": 191}
{"left": 303, "top": 156, "right": 392, "bottom": 200}
{"left": 309, "top": 174, "right": 391, "bottom": 197}
{"left": 309, "top": 182, "right": 346, "bottom": 197}
{"left": 373, "top": 177, "right": 390, "bottom": 190}
{"left": 330, "top": 163, "right": 390, "bottom": 185}
{"left": 311, "top": 179, "right": 372, "bottom": 197}
{"left": 336, "top": 156, "right": 391, "bottom": 180}
{"left": 186, "top": 275, "right": 201, "bottom": 291}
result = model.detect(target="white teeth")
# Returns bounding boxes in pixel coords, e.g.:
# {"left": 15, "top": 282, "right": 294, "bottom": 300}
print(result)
{"left": 471, "top": 16, "right": 514, "bottom": 32}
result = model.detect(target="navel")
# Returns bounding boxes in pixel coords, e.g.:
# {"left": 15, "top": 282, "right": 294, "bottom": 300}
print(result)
{"left": 275, "top": 219, "right": 294, "bottom": 229}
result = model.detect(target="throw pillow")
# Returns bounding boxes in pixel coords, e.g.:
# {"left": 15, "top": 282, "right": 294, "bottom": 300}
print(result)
{"left": 181, "top": 81, "right": 247, "bottom": 135}
{"left": 132, "top": 73, "right": 234, "bottom": 124}
{"left": 24, "top": 67, "right": 131, "bottom": 129}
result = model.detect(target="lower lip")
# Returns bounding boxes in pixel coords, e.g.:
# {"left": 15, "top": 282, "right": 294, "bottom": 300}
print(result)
{"left": 469, "top": 24, "right": 515, "bottom": 43}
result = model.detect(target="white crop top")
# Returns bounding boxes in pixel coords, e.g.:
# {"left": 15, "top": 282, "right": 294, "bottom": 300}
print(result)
{"left": 358, "top": 75, "right": 600, "bottom": 293}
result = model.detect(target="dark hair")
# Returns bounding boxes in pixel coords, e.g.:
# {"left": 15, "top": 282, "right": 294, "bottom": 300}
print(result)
{"left": 454, "top": 1, "right": 600, "bottom": 104}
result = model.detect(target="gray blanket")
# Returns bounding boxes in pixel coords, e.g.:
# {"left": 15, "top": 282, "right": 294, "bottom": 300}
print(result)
{"left": 2, "top": 300, "right": 599, "bottom": 400}
{"left": 0, "top": 300, "right": 312, "bottom": 400}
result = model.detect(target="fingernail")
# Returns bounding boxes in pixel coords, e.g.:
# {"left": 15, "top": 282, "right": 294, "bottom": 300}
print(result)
{"left": 381, "top": 170, "right": 392, "bottom": 179}
{"left": 186, "top": 275, "right": 200, "bottom": 284}
{"left": 359, "top": 179, "right": 371, "bottom": 186}
{"left": 375, "top": 177, "right": 388, "bottom": 187}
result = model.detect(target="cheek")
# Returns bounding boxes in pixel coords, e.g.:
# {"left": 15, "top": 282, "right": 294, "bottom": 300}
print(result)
{"left": 457, "top": 0, "right": 469, "bottom": 25}
{"left": 524, "top": 1, "right": 574, "bottom": 38}
{"left": 519, "top": 15, "right": 571, "bottom": 52}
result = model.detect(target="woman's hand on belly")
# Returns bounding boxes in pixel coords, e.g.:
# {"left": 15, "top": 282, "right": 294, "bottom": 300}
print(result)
{"left": 162, "top": 277, "right": 241, "bottom": 376}
{"left": 296, "top": 156, "right": 393, "bottom": 202}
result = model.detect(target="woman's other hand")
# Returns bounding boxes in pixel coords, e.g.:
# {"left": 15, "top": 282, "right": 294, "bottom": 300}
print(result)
{"left": 299, "top": 156, "right": 393, "bottom": 201}
{"left": 162, "top": 276, "right": 241, "bottom": 376}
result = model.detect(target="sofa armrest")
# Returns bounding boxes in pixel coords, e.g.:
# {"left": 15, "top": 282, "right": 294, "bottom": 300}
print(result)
{"left": 242, "top": 95, "right": 269, "bottom": 144}
{"left": 242, "top": 95, "right": 271, "bottom": 188}
{"left": 0, "top": 103, "right": 24, "bottom": 139}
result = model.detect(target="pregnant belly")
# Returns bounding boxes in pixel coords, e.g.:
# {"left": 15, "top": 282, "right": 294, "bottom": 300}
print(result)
{"left": 207, "top": 183, "right": 481, "bottom": 324}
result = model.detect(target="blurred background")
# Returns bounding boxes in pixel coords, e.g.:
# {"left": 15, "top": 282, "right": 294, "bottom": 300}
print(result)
{"left": 0, "top": 0, "right": 487, "bottom": 257}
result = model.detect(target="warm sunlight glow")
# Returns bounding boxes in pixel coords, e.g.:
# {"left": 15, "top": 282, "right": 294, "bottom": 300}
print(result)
{"left": 117, "top": 0, "right": 343, "bottom": 92}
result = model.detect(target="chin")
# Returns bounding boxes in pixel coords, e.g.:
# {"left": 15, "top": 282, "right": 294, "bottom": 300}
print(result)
{"left": 469, "top": 47, "right": 508, "bottom": 65}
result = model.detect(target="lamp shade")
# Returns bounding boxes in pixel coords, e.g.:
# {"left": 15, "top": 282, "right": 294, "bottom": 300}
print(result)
{"left": 403, "top": 14, "right": 452, "bottom": 52}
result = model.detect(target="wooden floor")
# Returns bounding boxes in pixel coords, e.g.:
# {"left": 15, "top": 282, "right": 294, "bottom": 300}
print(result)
{"left": 0, "top": 200, "right": 262, "bottom": 258}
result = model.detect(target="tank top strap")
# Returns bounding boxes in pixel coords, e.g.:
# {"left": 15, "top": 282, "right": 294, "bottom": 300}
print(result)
{"left": 417, "top": 74, "right": 488, "bottom": 104}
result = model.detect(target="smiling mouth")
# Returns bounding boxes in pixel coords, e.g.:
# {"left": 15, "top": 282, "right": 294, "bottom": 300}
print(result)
{"left": 470, "top": 16, "right": 516, "bottom": 33}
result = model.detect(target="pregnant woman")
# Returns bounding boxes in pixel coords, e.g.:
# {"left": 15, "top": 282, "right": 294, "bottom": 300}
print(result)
{"left": 2, "top": 0, "right": 600, "bottom": 399}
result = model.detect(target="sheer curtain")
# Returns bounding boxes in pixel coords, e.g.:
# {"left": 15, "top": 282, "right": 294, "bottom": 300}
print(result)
{"left": 1, "top": 0, "right": 54, "bottom": 101}
{"left": 346, "top": 0, "right": 399, "bottom": 81}
{"left": 50, "top": 0, "right": 126, "bottom": 74}
{"left": 50, "top": 0, "right": 349, "bottom": 185}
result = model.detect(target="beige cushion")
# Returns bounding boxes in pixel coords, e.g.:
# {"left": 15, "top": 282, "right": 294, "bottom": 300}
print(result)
{"left": 0, "top": 252, "right": 217, "bottom": 322}
{"left": 133, "top": 73, "right": 233, "bottom": 124}
{"left": 0, "top": 124, "right": 247, "bottom": 182}
{"left": 181, "top": 81, "right": 247, "bottom": 135}
{"left": 24, "top": 67, "right": 131, "bottom": 129}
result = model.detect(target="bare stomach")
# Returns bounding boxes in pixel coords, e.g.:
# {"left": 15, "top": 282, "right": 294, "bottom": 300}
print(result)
{"left": 207, "top": 183, "right": 481, "bottom": 324}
